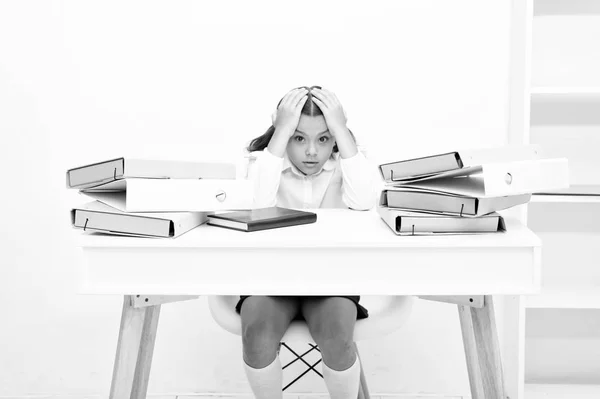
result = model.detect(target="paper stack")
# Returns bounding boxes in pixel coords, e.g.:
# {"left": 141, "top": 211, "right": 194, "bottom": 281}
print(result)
{"left": 67, "top": 157, "right": 254, "bottom": 238}
{"left": 376, "top": 145, "right": 569, "bottom": 235}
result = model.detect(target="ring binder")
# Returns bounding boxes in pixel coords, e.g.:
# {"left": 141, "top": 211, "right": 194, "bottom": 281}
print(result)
{"left": 84, "top": 218, "right": 89, "bottom": 231}
{"left": 411, "top": 224, "right": 415, "bottom": 236}
{"left": 215, "top": 190, "right": 227, "bottom": 202}
{"left": 460, "top": 204, "right": 464, "bottom": 217}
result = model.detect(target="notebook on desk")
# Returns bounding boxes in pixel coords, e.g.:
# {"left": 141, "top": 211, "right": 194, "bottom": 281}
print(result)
{"left": 66, "top": 157, "right": 236, "bottom": 189}
{"left": 71, "top": 200, "right": 208, "bottom": 238}
{"left": 207, "top": 207, "right": 317, "bottom": 232}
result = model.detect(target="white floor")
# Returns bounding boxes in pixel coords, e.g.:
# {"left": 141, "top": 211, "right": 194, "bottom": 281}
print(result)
{"left": 524, "top": 383, "right": 600, "bottom": 399}
{"left": 2, "top": 385, "right": 600, "bottom": 399}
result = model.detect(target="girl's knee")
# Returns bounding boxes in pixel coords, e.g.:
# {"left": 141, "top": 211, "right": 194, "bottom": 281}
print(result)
{"left": 242, "top": 320, "right": 281, "bottom": 367}
{"left": 242, "top": 319, "right": 281, "bottom": 345}
{"left": 311, "top": 318, "right": 354, "bottom": 344}
{"left": 319, "top": 337, "right": 356, "bottom": 370}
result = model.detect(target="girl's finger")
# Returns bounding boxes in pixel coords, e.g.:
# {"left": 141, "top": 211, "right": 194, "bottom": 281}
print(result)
{"left": 319, "top": 88, "right": 340, "bottom": 107}
{"left": 295, "top": 94, "right": 309, "bottom": 110}
{"left": 293, "top": 92, "right": 308, "bottom": 109}
{"left": 328, "top": 90, "right": 341, "bottom": 107}
{"left": 311, "top": 95, "right": 326, "bottom": 111}
{"left": 290, "top": 88, "right": 308, "bottom": 107}
{"left": 310, "top": 89, "right": 332, "bottom": 109}
{"left": 281, "top": 88, "right": 304, "bottom": 108}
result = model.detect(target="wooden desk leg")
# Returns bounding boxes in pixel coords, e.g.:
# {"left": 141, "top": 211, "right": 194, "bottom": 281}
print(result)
{"left": 110, "top": 295, "right": 161, "bottom": 399}
{"left": 458, "top": 295, "right": 506, "bottom": 399}
{"left": 501, "top": 295, "right": 525, "bottom": 399}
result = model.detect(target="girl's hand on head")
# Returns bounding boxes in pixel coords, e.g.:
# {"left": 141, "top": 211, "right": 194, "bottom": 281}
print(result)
{"left": 309, "top": 88, "right": 348, "bottom": 137}
{"left": 273, "top": 88, "right": 309, "bottom": 137}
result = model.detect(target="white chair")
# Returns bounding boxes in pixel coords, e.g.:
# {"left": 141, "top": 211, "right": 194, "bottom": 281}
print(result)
{"left": 208, "top": 295, "right": 414, "bottom": 397}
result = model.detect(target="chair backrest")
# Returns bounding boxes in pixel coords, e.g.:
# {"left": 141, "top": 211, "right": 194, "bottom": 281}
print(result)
{"left": 208, "top": 295, "right": 414, "bottom": 344}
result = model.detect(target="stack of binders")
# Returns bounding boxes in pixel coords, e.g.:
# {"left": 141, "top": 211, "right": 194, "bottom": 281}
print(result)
{"left": 67, "top": 157, "right": 254, "bottom": 238}
{"left": 376, "top": 145, "right": 570, "bottom": 235}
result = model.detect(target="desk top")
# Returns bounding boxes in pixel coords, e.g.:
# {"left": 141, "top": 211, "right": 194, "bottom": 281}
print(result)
{"left": 76, "top": 209, "right": 542, "bottom": 295}
{"left": 77, "top": 209, "right": 541, "bottom": 249}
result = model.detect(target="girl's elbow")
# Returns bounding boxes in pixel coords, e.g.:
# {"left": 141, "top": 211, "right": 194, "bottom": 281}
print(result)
{"left": 345, "top": 194, "right": 377, "bottom": 211}
{"left": 357, "top": 198, "right": 377, "bottom": 211}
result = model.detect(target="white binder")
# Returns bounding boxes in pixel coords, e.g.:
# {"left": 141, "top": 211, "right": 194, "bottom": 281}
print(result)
{"left": 71, "top": 201, "right": 208, "bottom": 238}
{"left": 66, "top": 157, "right": 236, "bottom": 189}
{"left": 377, "top": 206, "right": 506, "bottom": 236}
{"left": 379, "top": 144, "right": 544, "bottom": 183}
{"left": 81, "top": 178, "right": 254, "bottom": 212}
{"left": 380, "top": 187, "right": 531, "bottom": 217}
{"left": 391, "top": 158, "right": 570, "bottom": 197}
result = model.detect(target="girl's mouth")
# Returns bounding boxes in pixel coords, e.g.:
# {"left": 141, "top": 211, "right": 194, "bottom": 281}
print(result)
{"left": 303, "top": 161, "right": 319, "bottom": 168}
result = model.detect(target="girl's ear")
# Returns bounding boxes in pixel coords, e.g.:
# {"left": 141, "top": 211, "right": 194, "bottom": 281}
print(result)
{"left": 271, "top": 109, "right": 277, "bottom": 126}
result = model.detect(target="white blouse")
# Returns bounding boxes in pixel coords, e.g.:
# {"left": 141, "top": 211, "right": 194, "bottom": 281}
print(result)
{"left": 244, "top": 148, "right": 379, "bottom": 210}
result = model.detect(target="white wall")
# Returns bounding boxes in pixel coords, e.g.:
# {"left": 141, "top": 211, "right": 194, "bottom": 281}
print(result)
{"left": 525, "top": 1, "right": 600, "bottom": 385}
{"left": 0, "top": 0, "right": 513, "bottom": 396}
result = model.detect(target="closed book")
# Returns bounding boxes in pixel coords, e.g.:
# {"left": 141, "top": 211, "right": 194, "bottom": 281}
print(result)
{"left": 66, "top": 157, "right": 236, "bottom": 189}
{"left": 207, "top": 207, "right": 317, "bottom": 232}
{"left": 80, "top": 178, "right": 253, "bottom": 212}
{"left": 380, "top": 187, "right": 531, "bottom": 217}
{"left": 377, "top": 207, "right": 505, "bottom": 236}
{"left": 379, "top": 145, "right": 543, "bottom": 183}
{"left": 71, "top": 201, "right": 208, "bottom": 238}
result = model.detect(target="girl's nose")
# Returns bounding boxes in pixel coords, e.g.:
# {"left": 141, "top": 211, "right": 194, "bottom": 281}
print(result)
{"left": 306, "top": 145, "right": 317, "bottom": 156}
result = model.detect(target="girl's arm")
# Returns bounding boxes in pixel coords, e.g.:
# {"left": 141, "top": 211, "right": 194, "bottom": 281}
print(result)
{"left": 339, "top": 148, "right": 379, "bottom": 211}
{"left": 245, "top": 148, "right": 283, "bottom": 208}
{"left": 310, "top": 88, "right": 379, "bottom": 210}
{"left": 326, "top": 126, "right": 378, "bottom": 210}
{"left": 246, "top": 88, "right": 309, "bottom": 208}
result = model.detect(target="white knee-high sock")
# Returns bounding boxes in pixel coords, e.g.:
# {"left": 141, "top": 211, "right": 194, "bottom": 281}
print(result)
{"left": 321, "top": 355, "right": 361, "bottom": 399}
{"left": 243, "top": 354, "right": 283, "bottom": 399}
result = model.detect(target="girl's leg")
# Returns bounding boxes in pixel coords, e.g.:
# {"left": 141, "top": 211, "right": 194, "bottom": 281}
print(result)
{"left": 240, "top": 296, "right": 300, "bottom": 399}
{"left": 301, "top": 296, "right": 360, "bottom": 399}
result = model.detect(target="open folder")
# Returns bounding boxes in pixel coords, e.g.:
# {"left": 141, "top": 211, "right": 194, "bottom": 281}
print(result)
{"left": 377, "top": 206, "right": 506, "bottom": 236}
{"left": 71, "top": 201, "right": 208, "bottom": 238}
{"left": 66, "top": 157, "right": 236, "bottom": 189}
{"left": 80, "top": 178, "right": 254, "bottom": 212}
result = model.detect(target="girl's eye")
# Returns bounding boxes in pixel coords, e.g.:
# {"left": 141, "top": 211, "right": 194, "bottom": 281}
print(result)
{"left": 294, "top": 136, "right": 305, "bottom": 142}
{"left": 319, "top": 136, "right": 329, "bottom": 143}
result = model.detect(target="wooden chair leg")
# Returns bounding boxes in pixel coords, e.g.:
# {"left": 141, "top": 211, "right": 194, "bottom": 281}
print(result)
{"left": 458, "top": 295, "right": 506, "bottom": 399}
{"left": 110, "top": 295, "right": 161, "bottom": 399}
{"left": 354, "top": 342, "right": 370, "bottom": 399}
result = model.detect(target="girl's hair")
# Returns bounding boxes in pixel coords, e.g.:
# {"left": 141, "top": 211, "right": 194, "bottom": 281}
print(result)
{"left": 246, "top": 85, "right": 355, "bottom": 154}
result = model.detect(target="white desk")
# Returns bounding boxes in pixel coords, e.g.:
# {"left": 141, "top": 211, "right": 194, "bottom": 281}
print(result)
{"left": 77, "top": 209, "right": 541, "bottom": 399}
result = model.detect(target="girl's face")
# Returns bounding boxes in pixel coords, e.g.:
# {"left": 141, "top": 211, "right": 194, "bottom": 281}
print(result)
{"left": 287, "top": 115, "right": 336, "bottom": 176}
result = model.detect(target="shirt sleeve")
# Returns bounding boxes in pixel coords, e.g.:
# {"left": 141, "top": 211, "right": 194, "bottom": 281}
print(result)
{"left": 339, "top": 150, "right": 381, "bottom": 211}
{"left": 245, "top": 148, "right": 283, "bottom": 208}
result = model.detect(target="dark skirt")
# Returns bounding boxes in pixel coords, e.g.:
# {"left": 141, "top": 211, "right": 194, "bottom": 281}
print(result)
{"left": 235, "top": 295, "right": 369, "bottom": 320}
